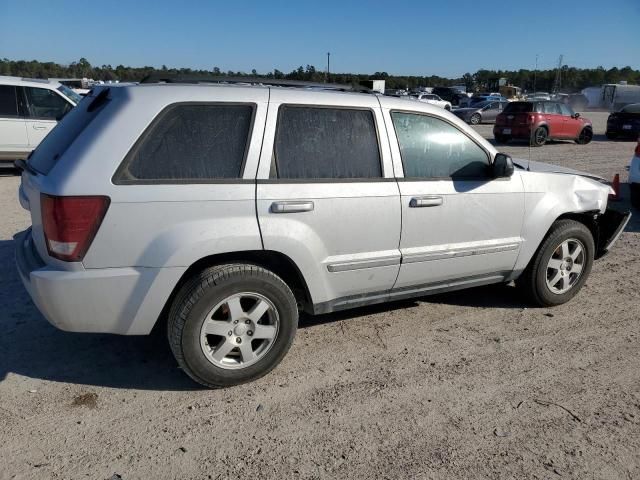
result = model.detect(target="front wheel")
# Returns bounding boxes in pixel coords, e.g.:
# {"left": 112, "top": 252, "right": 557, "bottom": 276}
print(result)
{"left": 168, "top": 264, "right": 298, "bottom": 388}
{"left": 469, "top": 113, "right": 481, "bottom": 125}
{"left": 576, "top": 127, "right": 593, "bottom": 144}
{"left": 516, "top": 220, "right": 594, "bottom": 307}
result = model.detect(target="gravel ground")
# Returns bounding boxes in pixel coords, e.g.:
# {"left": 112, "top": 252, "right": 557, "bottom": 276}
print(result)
{"left": 1, "top": 112, "right": 639, "bottom": 480}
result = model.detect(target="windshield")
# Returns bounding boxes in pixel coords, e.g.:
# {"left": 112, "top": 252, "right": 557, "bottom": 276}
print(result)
{"left": 56, "top": 84, "right": 82, "bottom": 104}
{"left": 504, "top": 102, "right": 534, "bottom": 113}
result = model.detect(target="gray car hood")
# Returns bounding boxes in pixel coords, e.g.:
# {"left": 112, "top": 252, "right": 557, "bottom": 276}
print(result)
{"left": 513, "top": 159, "right": 607, "bottom": 183}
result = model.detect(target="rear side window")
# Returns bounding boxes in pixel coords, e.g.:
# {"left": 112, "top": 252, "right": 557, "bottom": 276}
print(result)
{"left": 543, "top": 102, "right": 561, "bottom": 114}
{"left": 115, "top": 104, "right": 254, "bottom": 183}
{"left": 273, "top": 106, "right": 381, "bottom": 179}
{"left": 0, "top": 85, "right": 19, "bottom": 117}
{"left": 391, "top": 112, "right": 489, "bottom": 179}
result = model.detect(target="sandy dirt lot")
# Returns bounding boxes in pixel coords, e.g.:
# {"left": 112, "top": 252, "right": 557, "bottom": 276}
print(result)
{"left": 1, "top": 112, "right": 639, "bottom": 479}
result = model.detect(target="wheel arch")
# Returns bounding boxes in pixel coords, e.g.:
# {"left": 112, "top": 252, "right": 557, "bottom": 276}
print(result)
{"left": 152, "top": 250, "right": 314, "bottom": 336}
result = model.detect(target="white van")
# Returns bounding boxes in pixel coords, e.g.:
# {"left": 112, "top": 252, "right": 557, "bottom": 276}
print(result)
{"left": 0, "top": 76, "right": 81, "bottom": 166}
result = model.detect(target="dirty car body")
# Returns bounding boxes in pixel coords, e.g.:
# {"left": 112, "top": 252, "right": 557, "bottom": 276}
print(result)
{"left": 14, "top": 83, "right": 630, "bottom": 387}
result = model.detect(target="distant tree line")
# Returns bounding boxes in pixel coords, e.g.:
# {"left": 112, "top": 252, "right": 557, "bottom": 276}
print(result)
{"left": 1, "top": 57, "right": 638, "bottom": 93}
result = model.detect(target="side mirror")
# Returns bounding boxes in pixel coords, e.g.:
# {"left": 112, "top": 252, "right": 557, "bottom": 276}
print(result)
{"left": 492, "top": 153, "right": 514, "bottom": 178}
{"left": 572, "top": 112, "right": 581, "bottom": 119}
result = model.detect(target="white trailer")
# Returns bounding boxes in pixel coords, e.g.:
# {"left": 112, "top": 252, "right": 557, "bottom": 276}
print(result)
{"left": 601, "top": 84, "right": 640, "bottom": 111}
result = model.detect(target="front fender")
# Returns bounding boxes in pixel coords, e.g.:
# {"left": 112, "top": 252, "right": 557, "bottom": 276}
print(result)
{"left": 513, "top": 172, "right": 610, "bottom": 273}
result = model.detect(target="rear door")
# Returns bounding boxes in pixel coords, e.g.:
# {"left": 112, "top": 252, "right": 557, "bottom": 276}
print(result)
{"left": 256, "top": 90, "right": 401, "bottom": 311}
{"left": 542, "top": 102, "right": 564, "bottom": 137}
{"left": 382, "top": 103, "right": 524, "bottom": 290}
{"left": 22, "top": 86, "right": 73, "bottom": 147}
{"left": 481, "top": 101, "right": 501, "bottom": 122}
{"left": 0, "top": 85, "right": 29, "bottom": 158}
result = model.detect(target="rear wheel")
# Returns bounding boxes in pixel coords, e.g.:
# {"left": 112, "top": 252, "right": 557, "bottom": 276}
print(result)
{"left": 576, "top": 127, "right": 593, "bottom": 145}
{"left": 168, "top": 264, "right": 298, "bottom": 388}
{"left": 516, "top": 220, "right": 594, "bottom": 307}
{"left": 532, "top": 126, "right": 548, "bottom": 147}
{"left": 605, "top": 131, "right": 617, "bottom": 140}
{"left": 470, "top": 113, "right": 481, "bottom": 125}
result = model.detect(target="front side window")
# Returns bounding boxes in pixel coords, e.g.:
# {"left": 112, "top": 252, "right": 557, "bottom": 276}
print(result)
{"left": 0, "top": 85, "right": 19, "bottom": 117}
{"left": 273, "top": 106, "right": 381, "bottom": 179}
{"left": 391, "top": 112, "right": 489, "bottom": 179}
{"left": 559, "top": 103, "right": 575, "bottom": 116}
{"left": 115, "top": 103, "right": 254, "bottom": 182}
{"left": 23, "top": 87, "right": 72, "bottom": 120}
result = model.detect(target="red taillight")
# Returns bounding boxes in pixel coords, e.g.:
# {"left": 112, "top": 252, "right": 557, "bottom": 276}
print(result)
{"left": 41, "top": 194, "right": 110, "bottom": 262}
{"left": 527, "top": 114, "right": 535, "bottom": 124}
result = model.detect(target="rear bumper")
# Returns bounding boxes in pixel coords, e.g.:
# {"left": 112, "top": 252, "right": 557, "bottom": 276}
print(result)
{"left": 15, "top": 228, "right": 185, "bottom": 335}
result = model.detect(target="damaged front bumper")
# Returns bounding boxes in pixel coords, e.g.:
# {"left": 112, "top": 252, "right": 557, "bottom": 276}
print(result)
{"left": 595, "top": 208, "right": 631, "bottom": 259}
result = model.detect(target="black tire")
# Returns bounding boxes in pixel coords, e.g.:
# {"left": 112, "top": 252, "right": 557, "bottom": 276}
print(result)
{"left": 470, "top": 113, "right": 481, "bottom": 125}
{"left": 516, "top": 220, "right": 594, "bottom": 307}
{"left": 531, "top": 126, "right": 548, "bottom": 146}
{"left": 605, "top": 131, "right": 617, "bottom": 140}
{"left": 631, "top": 184, "right": 640, "bottom": 209}
{"left": 445, "top": 104, "right": 451, "bottom": 111}
{"left": 168, "top": 264, "right": 298, "bottom": 388}
{"left": 576, "top": 127, "right": 593, "bottom": 145}
{"left": 495, "top": 134, "right": 511, "bottom": 144}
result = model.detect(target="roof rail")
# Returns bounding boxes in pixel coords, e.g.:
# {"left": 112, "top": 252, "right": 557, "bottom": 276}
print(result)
{"left": 20, "top": 77, "right": 49, "bottom": 84}
{"left": 139, "top": 74, "right": 372, "bottom": 93}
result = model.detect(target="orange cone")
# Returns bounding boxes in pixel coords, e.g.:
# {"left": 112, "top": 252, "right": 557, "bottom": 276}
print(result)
{"left": 610, "top": 173, "right": 620, "bottom": 201}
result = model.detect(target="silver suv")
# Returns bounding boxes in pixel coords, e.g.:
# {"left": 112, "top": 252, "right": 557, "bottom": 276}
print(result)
{"left": 15, "top": 81, "right": 630, "bottom": 387}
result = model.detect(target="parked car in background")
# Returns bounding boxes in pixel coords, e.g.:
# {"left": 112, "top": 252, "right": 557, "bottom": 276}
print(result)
{"left": 452, "top": 100, "right": 509, "bottom": 124}
{"left": 408, "top": 92, "right": 452, "bottom": 110}
{"left": 458, "top": 94, "right": 508, "bottom": 108}
{"left": 494, "top": 101, "right": 593, "bottom": 146}
{"left": 431, "top": 87, "right": 468, "bottom": 106}
{"left": 629, "top": 139, "right": 640, "bottom": 208}
{"left": 0, "top": 76, "right": 81, "bottom": 167}
{"left": 606, "top": 103, "right": 640, "bottom": 139}
{"left": 525, "top": 92, "right": 552, "bottom": 101}
{"left": 14, "top": 81, "right": 629, "bottom": 388}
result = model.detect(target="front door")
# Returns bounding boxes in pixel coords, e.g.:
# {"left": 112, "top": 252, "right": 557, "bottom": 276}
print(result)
{"left": 382, "top": 105, "right": 525, "bottom": 291}
{"left": 21, "top": 86, "right": 72, "bottom": 147}
{"left": 256, "top": 90, "right": 401, "bottom": 311}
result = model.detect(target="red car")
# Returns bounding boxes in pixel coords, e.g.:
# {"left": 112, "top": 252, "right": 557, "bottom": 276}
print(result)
{"left": 494, "top": 101, "right": 593, "bottom": 146}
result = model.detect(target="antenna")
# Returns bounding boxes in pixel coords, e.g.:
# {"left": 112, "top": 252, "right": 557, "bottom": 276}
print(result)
{"left": 552, "top": 54, "right": 564, "bottom": 94}
{"left": 528, "top": 54, "right": 538, "bottom": 171}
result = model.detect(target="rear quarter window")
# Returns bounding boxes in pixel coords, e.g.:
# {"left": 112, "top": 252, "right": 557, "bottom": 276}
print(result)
{"left": 114, "top": 103, "right": 254, "bottom": 183}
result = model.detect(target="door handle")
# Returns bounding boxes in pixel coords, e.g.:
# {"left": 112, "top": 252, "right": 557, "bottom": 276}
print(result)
{"left": 409, "top": 196, "right": 443, "bottom": 208}
{"left": 32, "top": 125, "right": 47, "bottom": 130}
{"left": 271, "top": 201, "right": 314, "bottom": 213}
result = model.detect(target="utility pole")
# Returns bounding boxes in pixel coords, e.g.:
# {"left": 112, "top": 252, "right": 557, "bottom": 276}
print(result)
{"left": 533, "top": 54, "right": 538, "bottom": 95}
{"left": 552, "top": 54, "right": 564, "bottom": 94}
{"left": 326, "top": 52, "right": 330, "bottom": 82}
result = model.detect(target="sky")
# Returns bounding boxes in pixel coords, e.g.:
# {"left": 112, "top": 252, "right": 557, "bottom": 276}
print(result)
{"left": 1, "top": 0, "right": 639, "bottom": 78}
